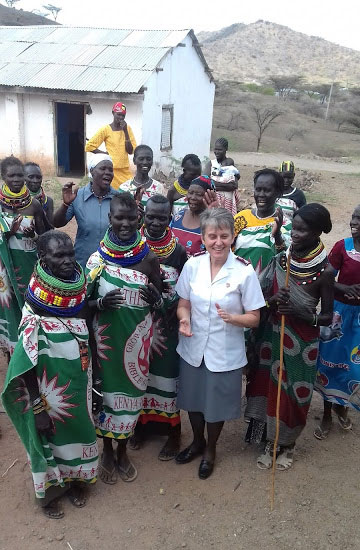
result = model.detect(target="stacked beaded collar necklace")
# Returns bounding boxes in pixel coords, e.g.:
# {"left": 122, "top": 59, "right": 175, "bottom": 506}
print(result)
{"left": 98, "top": 229, "right": 149, "bottom": 266}
{"left": 0, "top": 184, "right": 32, "bottom": 210}
{"left": 173, "top": 175, "right": 191, "bottom": 196}
{"left": 29, "top": 187, "right": 47, "bottom": 206}
{"left": 26, "top": 261, "right": 86, "bottom": 316}
{"left": 142, "top": 226, "right": 177, "bottom": 259}
{"left": 289, "top": 241, "right": 328, "bottom": 285}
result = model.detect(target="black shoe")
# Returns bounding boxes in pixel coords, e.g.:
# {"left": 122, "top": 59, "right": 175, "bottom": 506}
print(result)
{"left": 175, "top": 444, "right": 205, "bottom": 464}
{"left": 198, "top": 459, "right": 214, "bottom": 479}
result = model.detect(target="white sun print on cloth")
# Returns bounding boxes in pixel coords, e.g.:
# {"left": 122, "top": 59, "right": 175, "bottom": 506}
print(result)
{"left": 38, "top": 369, "right": 77, "bottom": 425}
{"left": 15, "top": 368, "right": 78, "bottom": 429}
{"left": 94, "top": 320, "right": 112, "bottom": 360}
{"left": 0, "top": 260, "right": 12, "bottom": 308}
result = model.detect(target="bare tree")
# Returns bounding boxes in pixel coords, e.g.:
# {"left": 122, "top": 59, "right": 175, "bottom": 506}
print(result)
{"left": 43, "top": 4, "right": 62, "bottom": 20}
{"left": 5, "top": 0, "right": 20, "bottom": 6}
{"left": 346, "top": 104, "right": 360, "bottom": 132}
{"left": 268, "top": 75, "right": 304, "bottom": 100}
{"left": 251, "top": 106, "right": 283, "bottom": 151}
{"left": 286, "top": 127, "right": 307, "bottom": 141}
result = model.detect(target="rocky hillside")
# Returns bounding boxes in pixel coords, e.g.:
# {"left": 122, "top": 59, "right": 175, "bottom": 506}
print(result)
{"left": 198, "top": 21, "right": 360, "bottom": 86}
{"left": 0, "top": 3, "right": 58, "bottom": 25}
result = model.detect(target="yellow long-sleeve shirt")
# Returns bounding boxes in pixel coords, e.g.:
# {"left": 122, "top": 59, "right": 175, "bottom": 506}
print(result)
{"left": 85, "top": 124, "right": 137, "bottom": 189}
{"left": 85, "top": 124, "right": 137, "bottom": 169}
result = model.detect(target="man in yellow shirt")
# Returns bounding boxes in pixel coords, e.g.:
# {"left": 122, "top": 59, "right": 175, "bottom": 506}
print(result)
{"left": 85, "top": 102, "right": 137, "bottom": 190}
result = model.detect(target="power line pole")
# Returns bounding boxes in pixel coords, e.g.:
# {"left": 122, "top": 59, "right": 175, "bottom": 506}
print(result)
{"left": 325, "top": 76, "right": 336, "bottom": 121}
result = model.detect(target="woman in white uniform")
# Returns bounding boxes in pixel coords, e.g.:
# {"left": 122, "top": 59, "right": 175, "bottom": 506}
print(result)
{"left": 175, "top": 208, "right": 265, "bottom": 479}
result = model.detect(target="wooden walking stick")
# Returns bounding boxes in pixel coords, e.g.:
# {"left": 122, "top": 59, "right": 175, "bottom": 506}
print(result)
{"left": 270, "top": 250, "right": 291, "bottom": 511}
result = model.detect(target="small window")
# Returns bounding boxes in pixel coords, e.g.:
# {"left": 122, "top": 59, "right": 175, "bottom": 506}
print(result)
{"left": 160, "top": 105, "right": 173, "bottom": 151}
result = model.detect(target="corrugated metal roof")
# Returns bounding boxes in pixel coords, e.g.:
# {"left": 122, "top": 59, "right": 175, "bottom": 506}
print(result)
{"left": 0, "top": 26, "right": 212, "bottom": 93}
{"left": 0, "top": 62, "right": 46, "bottom": 86}
{"left": 92, "top": 45, "right": 166, "bottom": 70}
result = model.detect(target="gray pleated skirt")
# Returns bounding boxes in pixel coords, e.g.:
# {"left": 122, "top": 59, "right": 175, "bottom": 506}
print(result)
{"left": 177, "top": 358, "right": 242, "bottom": 423}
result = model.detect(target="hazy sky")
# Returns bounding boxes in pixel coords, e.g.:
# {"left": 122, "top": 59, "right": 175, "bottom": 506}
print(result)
{"left": 17, "top": 0, "right": 360, "bottom": 51}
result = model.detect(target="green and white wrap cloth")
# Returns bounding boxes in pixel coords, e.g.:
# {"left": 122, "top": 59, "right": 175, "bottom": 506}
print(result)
{"left": 86, "top": 251, "right": 154, "bottom": 439}
{"left": 1, "top": 304, "right": 98, "bottom": 498}
{"left": 0, "top": 212, "right": 37, "bottom": 354}
{"left": 139, "top": 263, "right": 181, "bottom": 426}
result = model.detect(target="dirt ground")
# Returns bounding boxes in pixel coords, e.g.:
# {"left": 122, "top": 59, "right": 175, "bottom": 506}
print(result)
{"left": 0, "top": 156, "right": 360, "bottom": 550}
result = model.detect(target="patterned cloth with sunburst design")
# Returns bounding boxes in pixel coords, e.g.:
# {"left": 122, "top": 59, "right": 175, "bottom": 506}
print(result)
{"left": 2, "top": 304, "right": 98, "bottom": 498}
{"left": 86, "top": 250, "right": 154, "bottom": 440}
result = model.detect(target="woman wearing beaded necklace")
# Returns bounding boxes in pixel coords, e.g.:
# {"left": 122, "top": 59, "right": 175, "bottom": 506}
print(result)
{"left": 171, "top": 175, "right": 218, "bottom": 257}
{"left": 2, "top": 231, "right": 98, "bottom": 519}
{"left": 24, "top": 162, "right": 54, "bottom": 229}
{"left": 120, "top": 145, "right": 165, "bottom": 206}
{"left": 130, "top": 194, "right": 187, "bottom": 459}
{"left": 314, "top": 205, "right": 360, "bottom": 439}
{"left": 233, "top": 169, "right": 292, "bottom": 274}
{"left": 0, "top": 156, "right": 45, "bottom": 356}
{"left": 167, "top": 154, "right": 202, "bottom": 216}
{"left": 245, "top": 203, "right": 334, "bottom": 471}
{"left": 86, "top": 192, "right": 162, "bottom": 484}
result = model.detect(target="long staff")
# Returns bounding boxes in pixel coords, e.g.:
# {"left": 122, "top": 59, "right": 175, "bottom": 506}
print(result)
{"left": 270, "top": 250, "right": 291, "bottom": 511}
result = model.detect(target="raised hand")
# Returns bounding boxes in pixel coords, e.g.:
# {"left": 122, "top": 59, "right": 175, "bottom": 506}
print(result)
{"left": 272, "top": 206, "right": 284, "bottom": 238}
{"left": 119, "top": 120, "right": 128, "bottom": 131}
{"left": 179, "top": 318, "right": 193, "bottom": 337}
{"left": 9, "top": 214, "right": 23, "bottom": 235}
{"left": 62, "top": 182, "right": 79, "bottom": 206}
{"left": 203, "top": 189, "right": 220, "bottom": 209}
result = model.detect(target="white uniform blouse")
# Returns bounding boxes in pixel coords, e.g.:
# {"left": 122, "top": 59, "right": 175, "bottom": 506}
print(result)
{"left": 175, "top": 251, "right": 265, "bottom": 372}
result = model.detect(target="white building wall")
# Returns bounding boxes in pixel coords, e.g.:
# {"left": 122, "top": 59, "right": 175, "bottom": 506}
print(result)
{"left": 22, "top": 94, "right": 54, "bottom": 172}
{"left": 0, "top": 91, "right": 143, "bottom": 175}
{"left": 141, "top": 34, "right": 215, "bottom": 174}
{"left": 0, "top": 93, "right": 25, "bottom": 160}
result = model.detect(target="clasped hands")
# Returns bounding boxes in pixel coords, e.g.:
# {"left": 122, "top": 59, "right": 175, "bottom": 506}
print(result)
{"left": 101, "top": 283, "right": 161, "bottom": 310}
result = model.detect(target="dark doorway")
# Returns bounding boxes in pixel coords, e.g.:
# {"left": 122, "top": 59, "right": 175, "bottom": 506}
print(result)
{"left": 55, "top": 102, "right": 85, "bottom": 177}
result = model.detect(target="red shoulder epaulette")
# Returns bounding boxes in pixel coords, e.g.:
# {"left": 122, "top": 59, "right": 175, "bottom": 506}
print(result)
{"left": 193, "top": 250, "right": 207, "bottom": 257}
{"left": 236, "top": 256, "right": 250, "bottom": 265}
